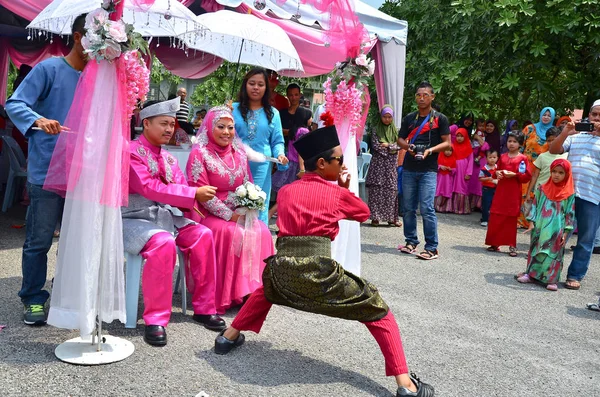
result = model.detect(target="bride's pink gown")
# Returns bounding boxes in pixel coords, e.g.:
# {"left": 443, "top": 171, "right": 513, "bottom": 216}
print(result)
{"left": 186, "top": 120, "right": 274, "bottom": 314}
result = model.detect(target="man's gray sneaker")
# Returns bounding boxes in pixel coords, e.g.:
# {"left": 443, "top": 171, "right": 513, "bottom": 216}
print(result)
{"left": 23, "top": 304, "right": 47, "bottom": 326}
{"left": 397, "top": 373, "right": 435, "bottom": 397}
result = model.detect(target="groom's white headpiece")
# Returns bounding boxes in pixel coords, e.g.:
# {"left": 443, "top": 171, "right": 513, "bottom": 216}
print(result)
{"left": 140, "top": 98, "right": 180, "bottom": 121}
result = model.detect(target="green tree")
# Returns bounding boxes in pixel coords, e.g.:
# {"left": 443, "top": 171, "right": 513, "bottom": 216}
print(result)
{"left": 381, "top": 0, "right": 600, "bottom": 122}
{"left": 150, "top": 58, "right": 182, "bottom": 99}
{"left": 189, "top": 62, "right": 251, "bottom": 107}
{"left": 6, "top": 63, "right": 18, "bottom": 100}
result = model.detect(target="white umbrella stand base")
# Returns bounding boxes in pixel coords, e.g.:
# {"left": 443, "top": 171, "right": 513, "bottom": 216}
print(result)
{"left": 55, "top": 335, "right": 135, "bottom": 365}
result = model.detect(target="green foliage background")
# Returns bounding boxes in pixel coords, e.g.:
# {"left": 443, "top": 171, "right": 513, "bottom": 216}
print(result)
{"left": 381, "top": 0, "right": 600, "bottom": 122}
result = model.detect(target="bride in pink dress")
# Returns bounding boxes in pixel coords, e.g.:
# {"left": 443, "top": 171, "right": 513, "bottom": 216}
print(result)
{"left": 186, "top": 106, "right": 274, "bottom": 314}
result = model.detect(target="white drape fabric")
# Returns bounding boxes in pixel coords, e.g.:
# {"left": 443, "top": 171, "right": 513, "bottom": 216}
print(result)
{"left": 331, "top": 117, "right": 361, "bottom": 276}
{"left": 47, "top": 62, "right": 126, "bottom": 336}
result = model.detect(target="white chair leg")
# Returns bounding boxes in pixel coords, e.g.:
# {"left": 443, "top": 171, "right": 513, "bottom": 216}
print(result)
{"left": 125, "top": 253, "right": 143, "bottom": 329}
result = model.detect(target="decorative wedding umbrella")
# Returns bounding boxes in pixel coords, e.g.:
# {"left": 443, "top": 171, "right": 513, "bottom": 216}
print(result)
{"left": 28, "top": 0, "right": 204, "bottom": 38}
{"left": 179, "top": 10, "right": 303, "bottom": 73}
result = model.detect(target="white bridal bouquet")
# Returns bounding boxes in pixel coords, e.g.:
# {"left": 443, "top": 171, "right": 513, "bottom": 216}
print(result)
{"left": 234, "top": 181, "right": 267, "bottom": 211}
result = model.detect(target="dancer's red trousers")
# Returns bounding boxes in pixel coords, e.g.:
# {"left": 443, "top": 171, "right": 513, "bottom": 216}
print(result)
{"left": 231, "top": 286, "right": 409, "bottom": 376}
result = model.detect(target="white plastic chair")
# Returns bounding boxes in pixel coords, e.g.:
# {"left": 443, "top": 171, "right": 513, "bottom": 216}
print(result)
{"left": 360, "top": 140, "right": 368, "bottom": 153}
{"left": 357, "top": 153, "right": 372, "bottom": 201}
{"left": 124, "top": 248, "right": 187, "bottom": 329}
{"left": 1, "top": 136, "right": 27, "bottom": 212}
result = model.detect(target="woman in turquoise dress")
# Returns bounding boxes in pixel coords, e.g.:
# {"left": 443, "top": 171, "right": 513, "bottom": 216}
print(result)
{"left": 516, "top": 159, "right": 575, "bottom": 291}
{"left": 232, "top": 68, "right": 288, "bottom": 224}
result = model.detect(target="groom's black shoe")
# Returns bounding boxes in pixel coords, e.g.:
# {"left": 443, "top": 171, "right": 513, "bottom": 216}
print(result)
{"left": 214, "top": 329, "right": 245, "bottom": 355}
{"left": 193, "top": 314, "right": 226, "bottom": 331}
{"left": 144, "top": 325, "right": 167, "bottom": 346}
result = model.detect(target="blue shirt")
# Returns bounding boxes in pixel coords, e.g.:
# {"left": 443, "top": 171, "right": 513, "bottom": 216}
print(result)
{"left": 563, "top": 133, "right": 600, "bottom": 205}
{"left": 5, "top": 57, "right": 81, "bottom": 185}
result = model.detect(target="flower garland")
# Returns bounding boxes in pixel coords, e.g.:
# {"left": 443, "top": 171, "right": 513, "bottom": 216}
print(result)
{"left": 122, "top": 50, "right": 150, "bottom": 119}
{"left": 324, "top": 50, "right": 374, "bottom": 137}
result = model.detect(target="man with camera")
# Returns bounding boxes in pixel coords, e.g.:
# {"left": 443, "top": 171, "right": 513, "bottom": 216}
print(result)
{"left": 397, "top": 82, "right": 451, "bottom": 260}
{"left": 549, "top": 100, "right": 600, "bottom": 289}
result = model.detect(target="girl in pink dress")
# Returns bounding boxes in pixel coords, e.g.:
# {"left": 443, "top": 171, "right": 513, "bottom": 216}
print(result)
{"left": 451, "top": 128, "right": 474, "bottom": 214}
{"left": 435, "top": 147, "right": 456, "bottom": 213}
{"left": 186, "top": 106, "right": 275, "bottom": 314}
{"left": 467, "top": 124, "right": 490, "bottom": 211}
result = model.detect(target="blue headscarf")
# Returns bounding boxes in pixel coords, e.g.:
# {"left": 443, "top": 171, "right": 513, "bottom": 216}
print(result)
{"left": 533, "top": 107, "right": 556, "bottom": 142}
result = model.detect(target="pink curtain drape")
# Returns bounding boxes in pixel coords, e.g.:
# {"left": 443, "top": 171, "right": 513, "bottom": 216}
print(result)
{"left": 0, "top": 40, "right": 9, "bottom": 105}
{"left": 0, "top": 38, "right": 70, "bottom": 104}
{"left": 152, "top": 43, "right": 223, "bottom": 79}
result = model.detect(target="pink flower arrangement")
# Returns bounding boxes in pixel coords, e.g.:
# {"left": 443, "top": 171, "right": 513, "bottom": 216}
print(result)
{"left": 323, "top": 78, "right": 363, "bottom": 137}
{"left": 121, "top": 51, "right": 150, "bottom": 119}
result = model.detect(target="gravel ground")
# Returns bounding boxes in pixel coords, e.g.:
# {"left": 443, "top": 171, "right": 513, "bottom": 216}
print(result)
{"left": 1, "top": 204, "right": 599, "bottom": 397}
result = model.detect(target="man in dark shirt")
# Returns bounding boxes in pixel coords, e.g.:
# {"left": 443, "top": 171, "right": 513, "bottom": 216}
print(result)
{"left": 397, "top": 81, "right": 451, "bottom": 260}
{"left": 280, "top": 83, "right": 312, "bottom": 148}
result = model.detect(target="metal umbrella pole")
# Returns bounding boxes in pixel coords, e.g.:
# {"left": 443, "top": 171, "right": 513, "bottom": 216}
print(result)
{"left": 229, "top": 38, "right": 246, "bottom": 100}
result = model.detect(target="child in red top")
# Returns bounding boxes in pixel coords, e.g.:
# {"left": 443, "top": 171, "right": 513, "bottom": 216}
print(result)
{"left": 478, "top": 149, "right": 499, "bottom": 226}
{"left": 214, "top": 126, "right": 435, "bottom": 397}
{"left": 485, "top": 132, "right": 532, "bottom": 256}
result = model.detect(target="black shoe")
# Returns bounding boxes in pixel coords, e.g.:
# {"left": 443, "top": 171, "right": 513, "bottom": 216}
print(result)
{"left": 193, "top": 314, "right": 226, "bottom": 331}
{"left": 144, "top": 325, "right": 167, "bottom": 346}
{"left": 396, "top": 373, "right": 435, "bottom": 397}
{"left": 214, "top": 329, "right": 245, "bottom": 355}
{"left": 593, "top": 247, "right": 600, "bottom": 254}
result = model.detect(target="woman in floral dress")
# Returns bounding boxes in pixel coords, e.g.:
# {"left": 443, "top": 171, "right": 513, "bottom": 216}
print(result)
{"left": 366, "top": 105, "right": 401, "bottom": 226}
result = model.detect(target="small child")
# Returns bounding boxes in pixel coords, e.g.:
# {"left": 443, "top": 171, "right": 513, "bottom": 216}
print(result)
{"left": 478, "top": 150, "right": 498, "bottom": 226}
{"left": 524, "top": 126, "right": 568, "bottom": 200}
{"left": 516, "top": 159, "right": 575, "bottom": 291}
{"left": 435, "top": 147, "right": 456, "bottom": 213}
{"left": 451, "top": 128, "right": 473, "bottom": 214}
{"left": 471, "top": 119, "right": 486, "bottom": 148}
{"left": 485, "top": 131, "right": 532, "bottom": 256}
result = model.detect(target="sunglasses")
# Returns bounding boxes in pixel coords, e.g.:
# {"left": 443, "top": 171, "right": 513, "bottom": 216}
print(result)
{"left": 327, "top": 155, "right": 344, "bottom": 164}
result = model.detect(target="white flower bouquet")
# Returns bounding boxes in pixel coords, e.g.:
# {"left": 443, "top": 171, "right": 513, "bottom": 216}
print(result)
{"left": 234, "top": 181, "right": 267, "bottom": 212}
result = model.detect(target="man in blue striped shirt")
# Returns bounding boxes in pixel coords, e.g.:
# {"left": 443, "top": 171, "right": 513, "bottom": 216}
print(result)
{"left": 550, "top": 100, "right": 600, "bottom": 289}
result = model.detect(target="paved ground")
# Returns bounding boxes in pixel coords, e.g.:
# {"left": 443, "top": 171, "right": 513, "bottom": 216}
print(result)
{"left": 1, "top": 204, "right": 599, "bottom": 397}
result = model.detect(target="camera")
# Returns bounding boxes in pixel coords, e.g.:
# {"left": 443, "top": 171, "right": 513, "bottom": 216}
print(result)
{"left": 409, "top": 144, "right": 429, "bottom": 161}
{"left": 575, "top": 122, "right": 595, "bottom": 132}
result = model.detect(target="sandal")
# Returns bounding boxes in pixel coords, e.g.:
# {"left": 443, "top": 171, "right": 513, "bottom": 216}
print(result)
{"left": 516, "top": 274, "right": 531, "bottom": 283}
{"left": 586, "top": 302, "right": 600, "bottom": 312}
{"left": 371, "top": 220, "right": 380, "bottom": 226}
{"left": 416, "top": 249, "right": 439, "bottom": 260}
{"left": 389, "top": 221, "right": 403, "bottom": 227}
{"left": 398, "top": 243, "right": 417, "bottom": 254}
{"left": 546, "top": 283, "right": 558, "bottom": 291}
{"left": 509, "top": 247, "right": 518, "bottom": 257}
{"left": 486, "top": 246, "right": 500, "bottom": 252}
{"left": 564, "top": 279, "right": 581, "bottom": 290}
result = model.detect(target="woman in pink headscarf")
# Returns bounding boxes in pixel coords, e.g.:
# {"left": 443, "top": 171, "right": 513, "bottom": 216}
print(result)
{"left": 186, "top": 106, "right": 274, "bottom": 314}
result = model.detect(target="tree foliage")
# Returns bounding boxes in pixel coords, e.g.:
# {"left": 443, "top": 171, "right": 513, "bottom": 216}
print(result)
{"left": 381, "top": 0, "right": 600, "bottom": 122}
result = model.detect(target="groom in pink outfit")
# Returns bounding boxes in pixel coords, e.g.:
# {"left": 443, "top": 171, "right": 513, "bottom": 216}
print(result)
{"left": 122, "top": 98, "right": 225, "bottom": 346}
